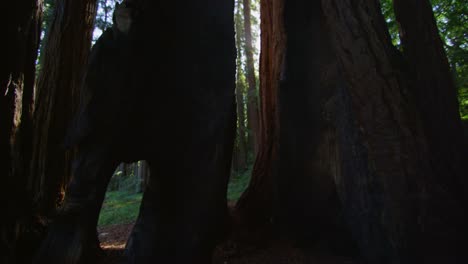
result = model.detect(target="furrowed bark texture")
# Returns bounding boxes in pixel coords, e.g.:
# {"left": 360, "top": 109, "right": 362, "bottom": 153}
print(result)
{"left": 236, "top": 0, "right": 285, "bottom": 229}
{"left": 237, "top": 2, "right": 350, "bottom": 251}
{"left": 275, "top": 0, "right": 351, "bottom": 247}
{"left": 322, "top": 0, "right": 467, "bottom": 262}
{"left": 31, "top": 0, "right": 98, "bottom": 218}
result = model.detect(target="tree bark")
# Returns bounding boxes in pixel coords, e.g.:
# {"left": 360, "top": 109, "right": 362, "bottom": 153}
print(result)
{"left": 322, "top": 0, "right": 467, "bottom": 262}
{"left": 0, "top": 1, "right": 42, "bottom": 263}
{"left": 236, "top": 1, "right": 349, "bottom": 247}
{"left": 393, "top": 0, "right": 468, "bottom": 204}
{"left": 235, "top": 0, "right": 285, "bottom": 232}
{"left": 30, "top": 0, "right": 98, "bottom": 218}
{"left": 242, "top": 0, "right": 260, "bottom": 155}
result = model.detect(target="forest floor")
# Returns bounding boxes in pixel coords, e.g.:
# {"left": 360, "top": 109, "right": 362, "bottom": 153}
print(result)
{"left": 97, "top": 171, "right": 359, "bottom": 263}
{"left": 97, "top": 220, "right": 359, "bottom": 264}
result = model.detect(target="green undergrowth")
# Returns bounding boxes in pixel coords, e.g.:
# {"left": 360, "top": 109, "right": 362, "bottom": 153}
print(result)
{"left": 98, "top": 191, "right": 142, "bottom": 227}
{"left": 98, "top": 167, "right": 252, "bottom": 227}
{"left": 228, "top": 167, "right": 252, "bottom": 201}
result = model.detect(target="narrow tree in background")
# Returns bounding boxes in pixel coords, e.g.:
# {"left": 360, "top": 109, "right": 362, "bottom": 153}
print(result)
{"left": 30, "top": 0, "right": 98, "bottom": 218}
{"left": 234, "top": 0, "right": 248, "bottom": 171}
{"left": 243, "top": 0, "right": 260, "bottom": 154}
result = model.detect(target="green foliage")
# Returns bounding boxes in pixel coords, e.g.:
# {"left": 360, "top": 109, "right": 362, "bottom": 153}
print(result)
{"left": 431, "top": 0, "right": 468, "bottom": 119}
{"left": 36, "top": 0, "right": 55, "bottom": 72}
{"left": 460, "top": 87, "right": 468, "bottom": 120}
{"left": 98, "top": 190, "right": 142, "bottom": 227}
{"left": 380, "top": 0, "right": 400, "bottom": 47}
{"left": 107, "top": 165, "right": 142, "bottom": 193}
{"left": 95, "top": 0, "right": 116, "bottom": 32}
{"left": 97, "top": 167, "right": 253, "bottom": 227}
{"left": 380, "top": 0, "right": 468, "bottom": 119}
{"left": 228, "top": 165, "right": 253, "bottom": 201}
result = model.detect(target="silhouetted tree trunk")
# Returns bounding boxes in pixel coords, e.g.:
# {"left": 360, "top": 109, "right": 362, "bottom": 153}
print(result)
{"left": 0, "top": 1, "right": 42, "bottom": 263}
{"left": 234, "top": 0, "right": 248, "bottom": 171}
{"left": 30, "top": 0, "right": 98, "bottom": 218}
{"left": 141, "top": 160, "right": 151, "bottom": 190}
{"left": 393, "top": 0, "right": 468, "bottom": 204}
{"left": 243, "top": 0, "right": 260, "bottom": 154}
{"left": 237, "top": 0, "right": 351, "bottom": 249}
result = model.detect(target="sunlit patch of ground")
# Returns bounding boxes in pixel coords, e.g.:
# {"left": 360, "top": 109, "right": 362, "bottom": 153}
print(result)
{"left": 98, "top": 223, "right": 133, "bottom": 250}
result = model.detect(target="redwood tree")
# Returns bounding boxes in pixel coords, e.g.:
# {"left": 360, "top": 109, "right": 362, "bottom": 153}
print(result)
{"left": 238, "top": 0, "right": 467, "bottom": 262}
{"left": 234, "top": 0, "right": 248, "bottom": 171}
{"left": 322, "top": 0, "right": 467, "bottom": 262}
{"left": 242, "top": 0, "right": 260, "bottom": 154}
{"left": 235, "top": 0, "right": 284, "bottom": 231}
{"left": 30, "top": 0, "right": 98, "bottom": 218}
{"left": 393, "top": 0, "right": 468, "bottom": 205}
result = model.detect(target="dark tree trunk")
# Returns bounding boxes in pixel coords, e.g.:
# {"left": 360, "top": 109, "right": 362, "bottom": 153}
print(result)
{"left": 0, "top": 1, "right": 42, "bottom": 263}
{"left": 393, "top": 0, "right": 468, "bottom": 204}
{"left": 30, "top": 0, "right": 98, "bottom": 218}
{"left": 274, "top": 0, "right": 352, "bottom": 248}
{"left": 236, "top": 1, "right": 350, "bottom": 249}
{"left": 322, "top": 0, "right": 467, "bottom": 262}
{"left": 237, "top": 0, "right": 467, "bottom": 262}
{"left": 141, "top": 161, "right": 151, "bottom": 191}
{"left": 242, "top": 0, "right": 260, "bottom": 155}
{"left": 234, "top": 0, "right": 248, "bottom": 171}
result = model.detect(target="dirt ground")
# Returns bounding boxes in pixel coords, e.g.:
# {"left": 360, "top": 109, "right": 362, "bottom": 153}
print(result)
{"left": 97, "top": 223, "right": 359, "bottom": 264}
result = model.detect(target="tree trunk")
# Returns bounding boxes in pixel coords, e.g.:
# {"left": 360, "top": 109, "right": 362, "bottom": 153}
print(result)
{"left": 242, "top": 0, "right": 260, "bottom": 155}
{"left": 322, "top": 0, "right": 467, "bottom": 262}
{"left": 142, "top": 160, "right": 150, "bottom": 190}
{"left": 134, "top": 161, "right": 141, "bottom": 193}
{"left": 30, "top": 0, "right": 98, "bottom": 218}
{"left": 136, "top": 161, "right": 149, "bottom": 193}
{"left": 0, "top": 1, "right": 42, "bottom": 263}
{"left": 393, "top": 0, "right": 468, "bottom": 204}
{"left": 234, "top": 0, "right": 248, "bottom": 171}
{"left": 235, "top": 0, "right": 285, "bottom": 233}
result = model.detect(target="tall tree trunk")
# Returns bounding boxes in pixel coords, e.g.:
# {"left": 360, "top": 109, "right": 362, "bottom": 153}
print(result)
{"left": 322, "top": 0, "right": 467, "bottom": 262}
{"left": 237, "top": 0, "right": 353, "bottom": 250}
{"left": 235, "top": 0, "right": 285, "bottom": 232}
{"left": 30, "top": 0, "right": 98, "bottom": 218}
{"left": 393, "top": 0, "right": 468, "bottom": 204}
{"left": 234, "top": 0, "right": 248, "bottom": 171}
{"left": 242, "top": 0, "right": 260, "bottom": 155}
{"left": 0, "top": 1, "right": 42, "bottom": 263}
